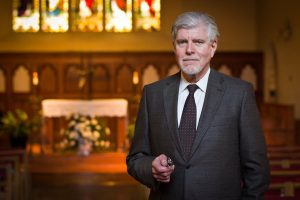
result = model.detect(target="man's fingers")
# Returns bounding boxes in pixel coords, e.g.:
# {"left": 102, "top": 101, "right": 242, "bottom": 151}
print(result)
{"left": 153, "top": 174, "right": 171, "bottom": 182}
{"left": 152, "top": 154, "right": 175, "bottom": 182}
{"left": 160, "top": 157, "right": 168, "bottom": 167}
{"left": 156, "top": 178, "right": 170, "bottom": 183}
{"left": 153, "top": 170, "right": 172, "bottom": 177}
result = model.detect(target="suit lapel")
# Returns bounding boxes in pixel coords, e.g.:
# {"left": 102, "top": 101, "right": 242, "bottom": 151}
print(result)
{"left": 163, "top": 73, "right": 186, "bottom": 160}
{"left": 190, "top": 69, "right": 225, "bottom": 159}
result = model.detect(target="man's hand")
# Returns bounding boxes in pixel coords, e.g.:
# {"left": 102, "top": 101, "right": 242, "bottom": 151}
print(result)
{"left": 152, "top": 154, "right": 175, "bottom": 182}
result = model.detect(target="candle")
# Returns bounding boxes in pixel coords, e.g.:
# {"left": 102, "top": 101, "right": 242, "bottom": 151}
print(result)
{"left": 133, "top": 71, "right": 139, "bottom": 85}
{"left": 32, "top": 71, "right": 39, "bottom": 85}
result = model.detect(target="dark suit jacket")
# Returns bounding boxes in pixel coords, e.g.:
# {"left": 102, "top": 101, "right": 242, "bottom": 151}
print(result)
{"left": 126, "top": 69, "right": 270, "bottom": 200}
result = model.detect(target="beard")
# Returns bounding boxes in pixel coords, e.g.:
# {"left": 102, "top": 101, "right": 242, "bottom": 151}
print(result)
{"left": 180, "top": 64, "right": 204, "bottom": 76}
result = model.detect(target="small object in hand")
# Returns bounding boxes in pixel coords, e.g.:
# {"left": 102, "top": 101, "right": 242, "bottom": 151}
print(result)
{"left": 167, "top": 157, "right": 174, "bottom": 167}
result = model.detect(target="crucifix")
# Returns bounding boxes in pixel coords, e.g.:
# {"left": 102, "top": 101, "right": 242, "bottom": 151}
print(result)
{"left": 69, "top": 62, "right": 94, "bottom": 99}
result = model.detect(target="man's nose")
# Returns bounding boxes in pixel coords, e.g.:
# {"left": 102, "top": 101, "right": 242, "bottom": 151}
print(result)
{"left": 186, "top": 42, "right": 194, "bottom": 54}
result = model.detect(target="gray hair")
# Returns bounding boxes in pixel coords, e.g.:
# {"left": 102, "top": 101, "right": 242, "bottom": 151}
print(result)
{"left": 171, "top": 11, "right": 220, "bottom": 42}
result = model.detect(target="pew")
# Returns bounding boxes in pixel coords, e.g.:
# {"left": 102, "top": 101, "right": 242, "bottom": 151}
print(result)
{"left": 266, "top": 182, "right": 300, "bottom": 199}
{"left": 0, "top": 149, "right": 30, "bottom": 200}
{"left": 266, "top": 146, "right": 300, "bottom": 198}
{"left": 270, "top": 159, "right": 300, "bottom": 170}
{"left": 0, "top": 163, "right": 12, "bottom": 200}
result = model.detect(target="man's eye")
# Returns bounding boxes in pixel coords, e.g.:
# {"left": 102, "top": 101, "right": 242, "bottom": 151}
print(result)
{"left": 177, "top": 40, "right": 187, "bottom": 46}
{"left": 194, "top": 40, "right": 204, "bottom": 45}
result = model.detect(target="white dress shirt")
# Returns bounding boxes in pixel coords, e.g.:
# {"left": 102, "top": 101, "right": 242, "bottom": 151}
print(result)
{"left": 177, "top": 68, "right": 210, "bottom": 128}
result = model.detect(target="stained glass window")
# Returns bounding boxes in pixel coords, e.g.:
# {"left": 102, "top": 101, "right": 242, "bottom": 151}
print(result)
{"left": 12, "top": 0, "right": 161, "bottom": 33}
{"left": 105, "top": 0, "right": 132, "bottom": 32}
{"left": 71, "top": 0, "right": 104, "bottom": 32}
{"left": 41, "top": 0, "right": 69, "bottom": 32}
{"left": 13, "top": 0, "right": 40, "bottom": 32}
{"left": 134, "top": 0, "right": 160, "bottom": 31}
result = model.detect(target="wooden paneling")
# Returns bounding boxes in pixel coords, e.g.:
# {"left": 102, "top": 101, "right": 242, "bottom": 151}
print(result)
{"left": 64, "top": 64, "right": 82, "bottom": 93}
{"left": 91, "top": 64, "right": 110, "bottom": 93}
{"left": 0, "top": 52, "right": 266, "bottom": 149}
{"left": 115, "top": 64, "right": 134, "bottom": 94}
{"left": 38, "top": 64, "right": 58, "bottom": 94}
{"left": 260, "top": 103, "right": 295, "bottom": 146}
{"left": 1, "top": 51, "right": 297, "bottom": 148}
{"left": 212, "top": 52, "right": 264, "bottom": 101}
{"left": 296, "top": 120, "right": 300, "bottom": 146}
{"left": 0, "top": 51, "right": 264, "bottom": 119}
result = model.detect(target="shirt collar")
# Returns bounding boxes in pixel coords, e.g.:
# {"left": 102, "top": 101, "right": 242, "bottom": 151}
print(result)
{"left": 179, "top": 67, "right": 210, "bottom": 93}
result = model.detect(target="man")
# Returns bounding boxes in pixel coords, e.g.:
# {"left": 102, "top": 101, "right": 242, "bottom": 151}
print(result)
{"left": 126, "top": 11, "right": 270, "bottom": 199}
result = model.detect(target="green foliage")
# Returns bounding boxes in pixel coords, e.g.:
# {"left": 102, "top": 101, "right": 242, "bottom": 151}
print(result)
{"left": 127, "top": 117, "right": 136, "bottom": 141}
{"left": 127, "top": 122, "right": 135, "bottom": 140}
{"left": 0, "top": 109, "right": 40, "bottom": 138}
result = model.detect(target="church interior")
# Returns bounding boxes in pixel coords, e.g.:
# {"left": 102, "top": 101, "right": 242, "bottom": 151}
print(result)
{"left": 1, "top": 0, "right": 300, "bottom": 199}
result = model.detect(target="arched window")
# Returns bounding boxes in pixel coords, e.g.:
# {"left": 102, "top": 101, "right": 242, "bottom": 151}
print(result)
{"left": 134, "top": 0, "right": 161, "bottom": 31}
{"left": 13, "top": 65, "right": 31, "bottom": 93}
{"left": 41, "top": 0, "right": 69, "bottom": 32}
{"left": 0, "top": 66, "right": 6, "bottom": 93}
{"left": 71, "top": 0, "right": 104, "bottom": 32}
{"left": 13, "top": 0, "right": 161, "bottom": 32}
{"left": 142, "top": 64, "right": 159, "bottom": 86}
{"left": 240, "top": 64, "right": 257, "bottom": 90}
{"left": 13, "top": 0, "right": 40, "bottom": 32}
{"left": 218, "top": 64, "right": 232, "bottom": 76}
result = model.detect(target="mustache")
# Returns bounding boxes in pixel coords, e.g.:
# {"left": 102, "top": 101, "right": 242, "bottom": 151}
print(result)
{"left": 182, "top": 58, "right": 199, "bottom": 61}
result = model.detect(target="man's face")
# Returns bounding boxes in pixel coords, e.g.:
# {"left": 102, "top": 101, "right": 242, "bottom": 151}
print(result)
{"left": 174, "top": 25, "right": 217, "bottom": 77}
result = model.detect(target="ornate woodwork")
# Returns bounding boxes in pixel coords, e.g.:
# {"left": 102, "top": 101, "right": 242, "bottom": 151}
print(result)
{"left": 0, "top": 51, "right": 264, "bottom": 114}
{"left": 0, "top": 51, "right": 274, "bottom": 149}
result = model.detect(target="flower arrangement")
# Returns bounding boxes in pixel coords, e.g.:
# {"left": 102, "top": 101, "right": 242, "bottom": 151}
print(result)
{"left": 0, "top": 109, "right": 40, "bottom": 148}
{"left": 60, "top": 113, "right": 111, "bottom": 154}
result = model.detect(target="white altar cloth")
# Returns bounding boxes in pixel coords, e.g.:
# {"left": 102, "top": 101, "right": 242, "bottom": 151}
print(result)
{"left": 42, "top": 99, "right": 128, "bottom": 117}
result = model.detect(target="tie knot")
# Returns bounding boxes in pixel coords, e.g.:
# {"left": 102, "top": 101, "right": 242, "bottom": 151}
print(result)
{"left": 187, "top": 84, "right": 198, "bottom": 94}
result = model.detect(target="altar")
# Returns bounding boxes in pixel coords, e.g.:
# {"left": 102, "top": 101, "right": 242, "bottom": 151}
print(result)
{"left": 41, "top": 99, "right": 128, "bottom": 153}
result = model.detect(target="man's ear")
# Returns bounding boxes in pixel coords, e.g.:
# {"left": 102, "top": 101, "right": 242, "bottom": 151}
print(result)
{"left": 210, "top": 40, "right": 218, "bottom": 58}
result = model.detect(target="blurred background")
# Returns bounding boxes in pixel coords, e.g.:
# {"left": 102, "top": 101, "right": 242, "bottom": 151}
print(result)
{"left": 0, "top": 0, "right": 300, "bottom": 199}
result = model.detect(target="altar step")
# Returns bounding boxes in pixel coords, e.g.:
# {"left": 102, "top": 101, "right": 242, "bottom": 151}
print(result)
{"left": 25, "top": 148, "right": 300, "bottom": 200}
{"left": 29, "top": 152, "right": 149, "bottom": 200}
{"left": 29, "top": 152, "right": 128, "bottom": 173}
{"left": 31, "top": 173, "right": 149, "bottom": 200}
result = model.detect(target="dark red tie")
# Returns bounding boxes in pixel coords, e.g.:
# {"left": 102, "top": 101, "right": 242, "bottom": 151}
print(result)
{"left": 179, "top": 84, "right": 198, "bottom": 159}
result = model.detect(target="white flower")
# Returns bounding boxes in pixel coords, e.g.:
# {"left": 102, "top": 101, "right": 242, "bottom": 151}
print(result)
{"left": 69, "top": 131, "right": 78, "bottom": 139}
{"left": 84, "top": 120, "right": 90, "bottom": 126}
{"left": 80, "top": 123, "right": 85, "bottom": 129}
{"left": 82, "top": 130, "right": 92, "bottom": 138}
{"left": 93, "top": 131, "right": 100, "bottom": 138}
{"left": 96, "top": 125, "right": 101, "bottom": 130}
{"left": 91, "top": 119, "right": 98, "bottom": 125}
{"left": 60, "top": 114, "right": 110, "bottom": 150}
{"left": 86, "top": 126, "right": 91, "bottom": 132}
{"left": 68, "top": 120, "right": 76, "bottom": 127}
